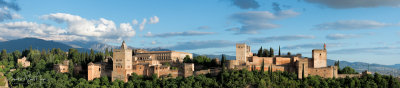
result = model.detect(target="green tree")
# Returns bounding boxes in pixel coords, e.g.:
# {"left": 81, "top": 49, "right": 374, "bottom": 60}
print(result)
{"left": 261, "top": 59, "right": 265, "bottom": 73}
{"left": 221, "top": 54, "right": 226, "bottom": 72}
{"left": 1, "top": 49, "right": 7, "bottom": 61}
{"left": 340, "top": 66, "right": 358, "bottom": 74}
{"left": 183, "top": 55, "right": 191, "bottom": 63}
{"left": 269, "top": 47, "right": 274, "bottom": 57}
{"left": 262, "top": 49, "right": 269, "bottom": 57}
{"left": 258, "top": 47, "right": 263, "bottom": 57}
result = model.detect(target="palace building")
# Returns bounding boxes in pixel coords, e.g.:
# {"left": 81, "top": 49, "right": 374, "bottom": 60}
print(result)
{"left": 88, "top": 41, "right": 193, "bottom": 82}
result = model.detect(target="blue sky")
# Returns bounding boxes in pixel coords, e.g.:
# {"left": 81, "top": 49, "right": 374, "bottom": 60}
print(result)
{"left": 0, "top": 0, "right": 400, "bottom": 65}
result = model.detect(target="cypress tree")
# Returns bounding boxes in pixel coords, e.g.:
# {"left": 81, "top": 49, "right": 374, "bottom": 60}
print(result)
{"left": 258, "top": 47, "right": 263, "bottom": 57}
{"left": 269, "top": 47, "right": 274, "bottom": 57}
{"left": 278, "top": 45, "right": 281, "bottom": 56}
{"left": 261, "top": 59, "right": 265, "bottom": 74}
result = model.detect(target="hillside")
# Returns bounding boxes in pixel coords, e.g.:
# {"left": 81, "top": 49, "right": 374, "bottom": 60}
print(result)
{"left": 0, "top": 38, "right": 90, "bottom": 52}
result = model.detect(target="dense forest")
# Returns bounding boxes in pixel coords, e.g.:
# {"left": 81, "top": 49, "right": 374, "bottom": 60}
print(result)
{"left": 0, "top": 48, "right": 400, "bottom": 88}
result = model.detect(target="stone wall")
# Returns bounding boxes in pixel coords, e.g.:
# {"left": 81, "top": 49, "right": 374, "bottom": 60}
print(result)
{"left": 308, "top": 66, "right": 337, "bottom": 78}
{"left": 88, "top": 63, "right": 101, "bottom": 81}
{"left": 275, "top": 57, "right": 291, "bottom": 66}
{"left": 250, "top": 56, "right": 273, "bottom": 65}
{"left": 194, "top": 69, "right": 210, "bottom": 76}
{"left": 226, "top": 60, "right": 239, "bottom": 69}
{"left": 17, "top": 57, "right": 30, "bottom": 68}
{"left": 337, "top": 74, "right": 361, "bottom": 78}
{"left": 297, "top": 58, "right": 309, "bottom": 79}
{"left": 131, "top": 64, "right": 149, "bottom": 76}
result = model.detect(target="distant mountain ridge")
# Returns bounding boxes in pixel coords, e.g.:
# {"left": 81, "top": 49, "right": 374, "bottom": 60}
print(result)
{"left": 0, "top": 38, "right": 169, "bottom": 53}
{"left": 0, "top": 38, "right": 79, "bottom": 52}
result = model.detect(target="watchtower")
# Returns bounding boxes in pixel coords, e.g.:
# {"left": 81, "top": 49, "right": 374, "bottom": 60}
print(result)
{"left": 312, "top": 43, "right": 327, "bottom": 68}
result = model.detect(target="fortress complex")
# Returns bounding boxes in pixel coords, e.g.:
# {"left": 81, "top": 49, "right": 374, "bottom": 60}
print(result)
{"left": 87, "top": 41, "right": 368, "bottom": 82}
{"left": 227, "top": 43, "right": 367, "bottom": 79}
{"left": 88, "top": 41, "right": 193, "bottom": 82}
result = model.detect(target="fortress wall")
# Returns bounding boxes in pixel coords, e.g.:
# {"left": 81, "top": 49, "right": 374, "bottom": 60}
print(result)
{"left": 88, "top": 64, "right": 101, "bottom": 81}
{"left": 275, "top": 57, "right": 291, "bottom": 66}
{"left": 194, "top": 69, "right": 210, "bottom": 75}
{"left": 308, "top": 67, "right": 336, "bottom": 78}
{"left": 131, "top": 65, "right": 148, "bottom": 76}
{"left": 337, "top": 74, "right": 361, "bottom": 78}
{"left": 297, "top": 58, "right": 309, "bottom": 79}
{"left": 251, "top": 56, "right": 273, "bottom": 65}
{"left": 226, "top": 60, "right": 239, "bottom": 69}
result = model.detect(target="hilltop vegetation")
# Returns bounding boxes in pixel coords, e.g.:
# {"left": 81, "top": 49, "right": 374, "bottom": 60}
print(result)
{"left": 0, "top": 48, "right": 399, "bottom": 87}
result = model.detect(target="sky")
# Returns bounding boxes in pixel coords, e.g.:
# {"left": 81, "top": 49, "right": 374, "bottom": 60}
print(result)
{"left": 0, "top": 0, "right": 399, "bottom": 65}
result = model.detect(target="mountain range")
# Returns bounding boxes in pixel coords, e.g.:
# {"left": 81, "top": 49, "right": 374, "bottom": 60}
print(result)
{"left": 0, "top": 38, "right": 399, "bottom": 77}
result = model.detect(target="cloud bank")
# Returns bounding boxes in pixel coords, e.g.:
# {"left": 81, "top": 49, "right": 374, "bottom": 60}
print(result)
{"left": 228, "top": 10, "right": 299, "bottom": 34}
{"left": 313, "top": 20, "right": 392, "bottom": 30}
{"left": 0, "top": 0, "right": 22, "bottom": 22}
{"left": 0, "top": 13, "right": 159, "bottom": 43}
{"left": 230, "top": 0, "right": 260, "bottom": 9}
{"left": 305, "top": 0, "right": 400, "bottom": 9}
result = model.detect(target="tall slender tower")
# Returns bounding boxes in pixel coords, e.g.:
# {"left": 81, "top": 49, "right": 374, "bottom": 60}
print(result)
{"left": 112, "top": 41, "right": 132, "bottom": 82}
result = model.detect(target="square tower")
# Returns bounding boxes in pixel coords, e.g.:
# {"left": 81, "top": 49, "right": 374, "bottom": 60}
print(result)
{"left": 312, "top": 47, "right": 327, "bottom": 68}
{"left": 236, "top": 43, "right": 252, "bottom": 64}
{"left": 112, "top": 41, "right": 132, "bottom": 82}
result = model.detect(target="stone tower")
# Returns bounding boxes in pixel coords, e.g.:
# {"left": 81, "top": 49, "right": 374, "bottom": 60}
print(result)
{"left": 312, "top": 43, "right": 327, "bottom": 68}
{"left": 112, "top": 41, "right": 132, "bottom": 82}
{"left": 236, "top": 43, "right": 252, "bottom": 65}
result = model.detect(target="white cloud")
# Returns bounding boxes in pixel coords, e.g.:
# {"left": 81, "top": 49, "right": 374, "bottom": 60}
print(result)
{"left": 0, "top": 13, "right": 141, "bottom": 43}
{"left": 0, "top": 21, "right": 89, "bottom": 41}
{"left": 139, "top": 18, "right": 147, "bottom": 31}
{"left": 0, "top": 7, "right": 22, "bottom": 22}
{"left": 228, "top": 10, "right": 299, "bottom": 34}
{"left": 326, "top": 33, "right": 360, "bottom": 40}
{"left": 314, "top": 20, "right": 393, "bottom": 30}
{"left": 132, "top": 19, "right": 138, "bottom": 25}
{"left": 149, "top": 16, "right": 159, "bottom": 24}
